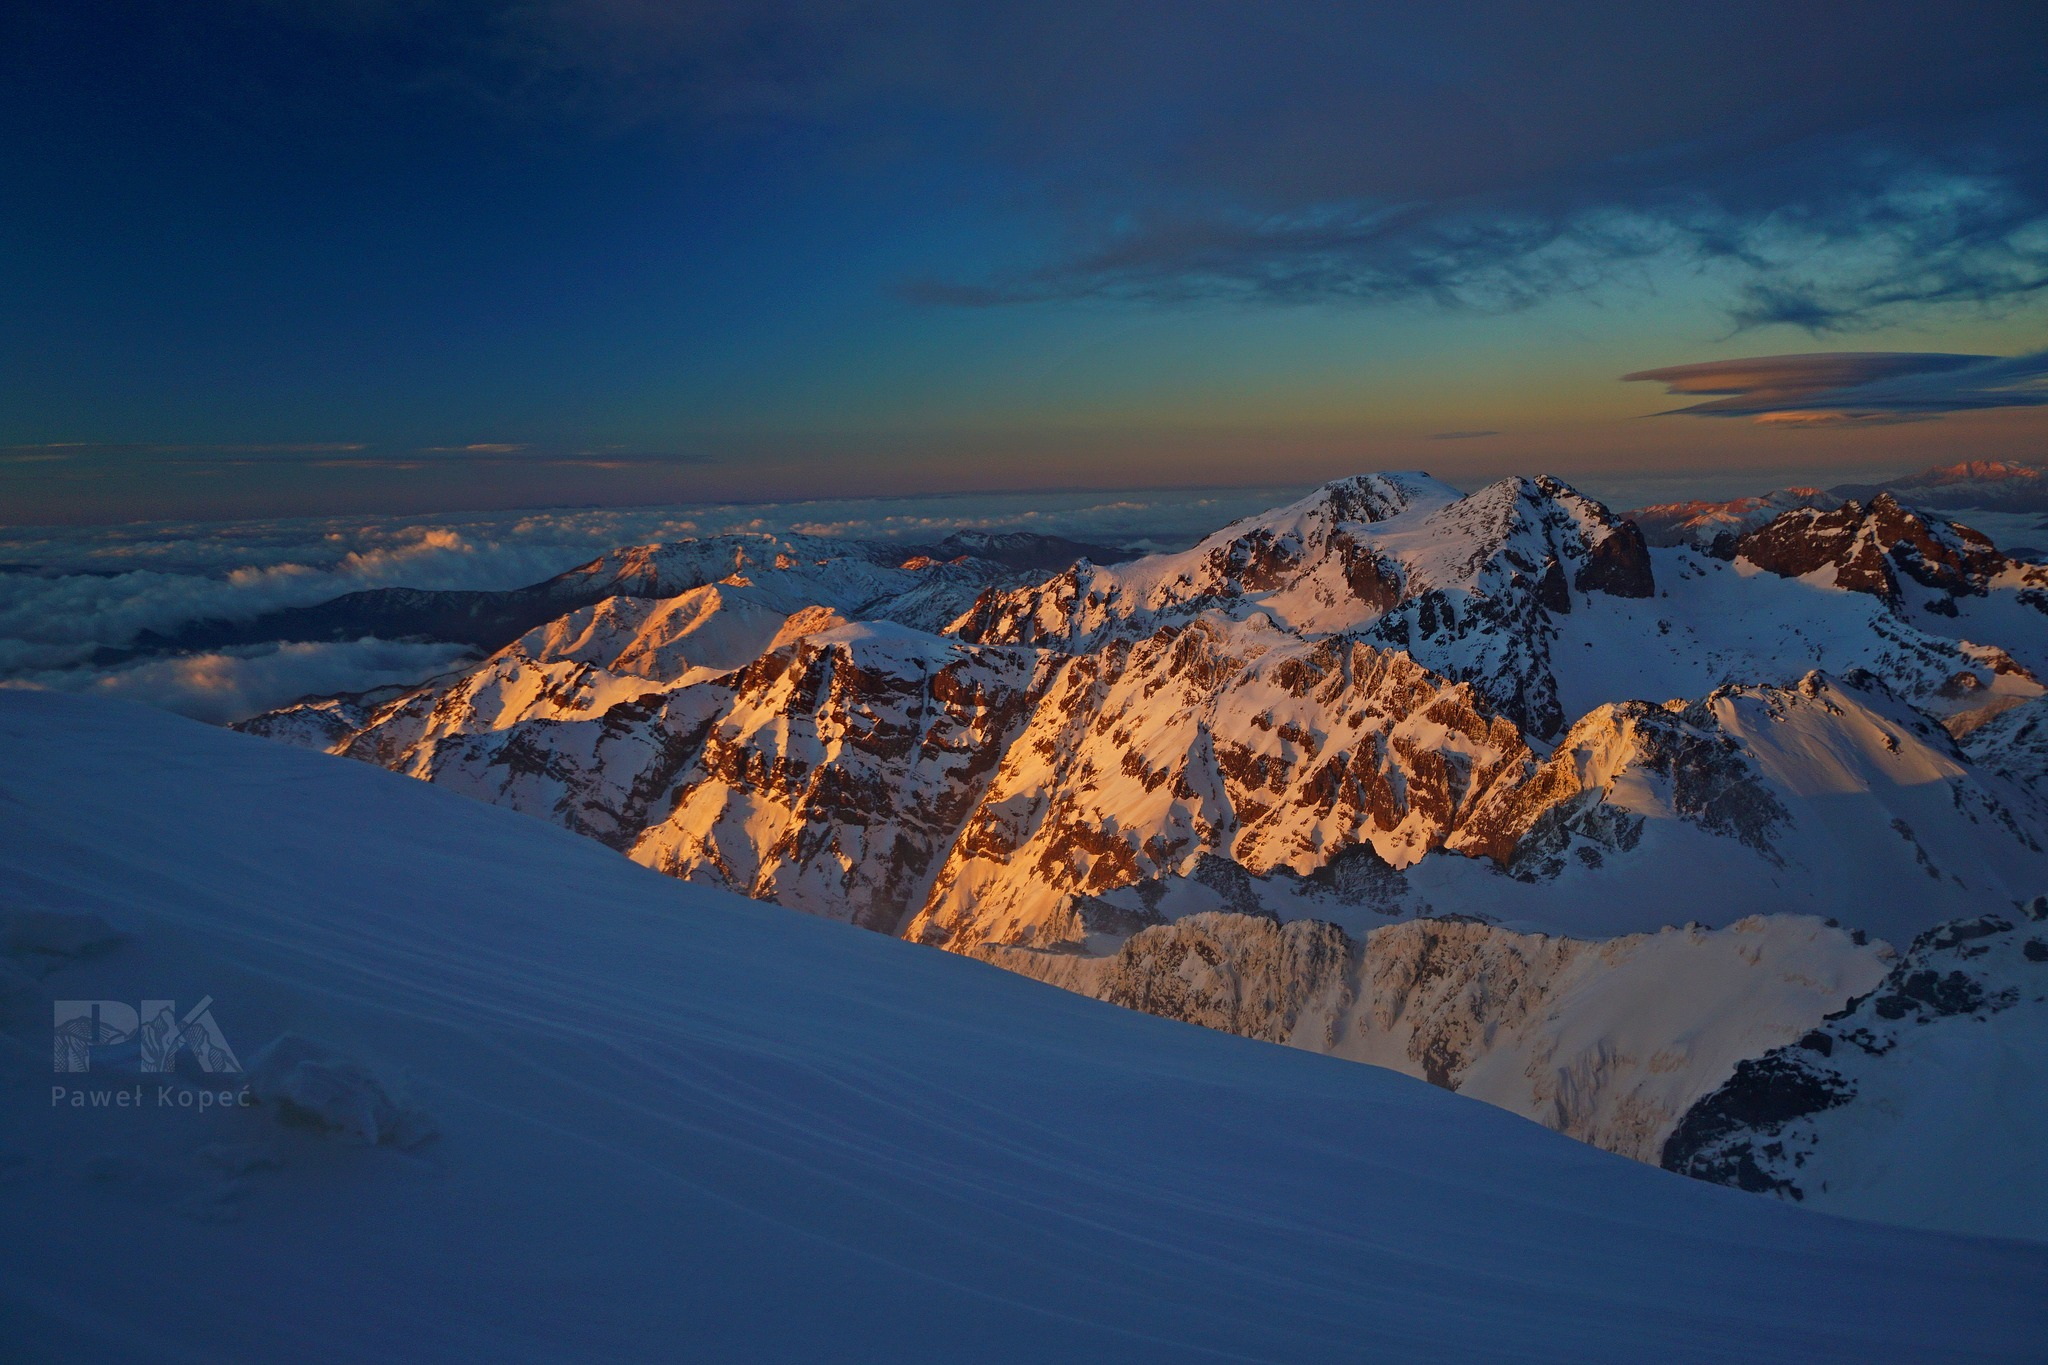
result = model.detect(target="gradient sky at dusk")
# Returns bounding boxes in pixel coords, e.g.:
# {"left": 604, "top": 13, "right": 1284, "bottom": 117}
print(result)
{"left": 5, "top": 1, "right": 2047, "bottom": 522}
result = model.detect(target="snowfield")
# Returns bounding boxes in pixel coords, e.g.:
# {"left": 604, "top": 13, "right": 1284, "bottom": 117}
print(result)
{"left": 3, "top": 690, "right": 2045, "bottom": 1362}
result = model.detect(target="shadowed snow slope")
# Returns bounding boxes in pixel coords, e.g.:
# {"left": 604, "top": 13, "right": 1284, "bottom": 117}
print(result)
{"left": 1, "top": 692, "right": 2044, "bottom": 1364}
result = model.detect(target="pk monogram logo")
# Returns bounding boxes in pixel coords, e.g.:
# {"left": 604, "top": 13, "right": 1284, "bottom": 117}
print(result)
{"left": 52, "top": 997, "right": 242, "bottom": 1074}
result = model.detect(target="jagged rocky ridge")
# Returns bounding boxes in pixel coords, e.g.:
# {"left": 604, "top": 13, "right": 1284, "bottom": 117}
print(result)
{"left": 1628, "top": 462, "right": 2048, "bottom": 552}
{"left": 952, "top": 472, "right": 1656, "bottom": 738}
{"left": 1735, "top": 491, "right": 2045, "bottom": 608}
{"left": 235, "top": 472, "right": 2048, "bottom": 1218}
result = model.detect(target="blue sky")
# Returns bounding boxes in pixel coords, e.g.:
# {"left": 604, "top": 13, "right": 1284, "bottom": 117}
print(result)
{"left": 5, "top": 1, "right": 2046, "bottom": 521}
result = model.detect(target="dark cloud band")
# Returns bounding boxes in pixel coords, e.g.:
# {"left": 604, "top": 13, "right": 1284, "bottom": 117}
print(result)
{"left": 1624, "top": 350, "right": 2048, "bottom": 422}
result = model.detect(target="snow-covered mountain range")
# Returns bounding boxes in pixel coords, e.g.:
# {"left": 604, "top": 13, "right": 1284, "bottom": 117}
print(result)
{"left": 236, "top": 470, "right": 2048, "bottom": 1234}
{"left": 1835, "top": 459, "right": 2048, "bottom": 513}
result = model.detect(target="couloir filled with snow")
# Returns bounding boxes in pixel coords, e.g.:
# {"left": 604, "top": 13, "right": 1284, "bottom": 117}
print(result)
{"left": 3, "top": 691, "right": 2045, "bottom": 1362}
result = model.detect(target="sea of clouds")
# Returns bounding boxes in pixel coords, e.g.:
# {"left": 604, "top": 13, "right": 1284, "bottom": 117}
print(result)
{"left": 0, "top": 487, "right": 1309, "bottom": 723}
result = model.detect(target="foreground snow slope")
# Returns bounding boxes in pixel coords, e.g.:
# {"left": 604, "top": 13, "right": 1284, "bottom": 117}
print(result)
{"left": 3, "top": 692, "right": 2044, "bottom": 1363}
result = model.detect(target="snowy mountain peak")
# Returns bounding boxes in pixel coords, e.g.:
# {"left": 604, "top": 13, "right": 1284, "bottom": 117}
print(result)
{"left": 947, "top": 471, "right": 1652, "bottom": 735}
{"left": 1247, "top": 469, "right": 1462, "bottom": 529}
{"left": 1734, "top": 492, "right": 2043, "bottom": 616}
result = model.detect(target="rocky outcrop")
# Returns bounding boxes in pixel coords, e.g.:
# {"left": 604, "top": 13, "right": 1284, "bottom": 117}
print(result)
{"left": 1734, "top": 493, "right": 2045, "bottom": 613}
{"left": 1092, "top": 913, "right": 1360, "bottom": 1047}
{"left": 1661, "top": 902, "right": 2048, "bottom": 1238}
{"left": 902, "top": 620, "right": 1538, "bottom": 950}
{"left": 1448, "top": 693, "right": 1790, "bottom": 873}
{"left": 628, "top": 625, "right": 1051, "bottom": 931}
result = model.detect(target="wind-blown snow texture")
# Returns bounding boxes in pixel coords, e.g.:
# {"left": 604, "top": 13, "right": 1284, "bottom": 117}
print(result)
{"left": 2, "top": 691, "right": 2045, "bottom": 1363}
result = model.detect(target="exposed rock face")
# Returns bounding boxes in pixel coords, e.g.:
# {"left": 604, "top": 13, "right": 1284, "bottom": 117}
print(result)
{"left": 903, "top": 620, "right": 1537, "bottom": 951}
{"left": 323, "top": 622, "right": 1050, "bottom": 930}
{"left": 628, "top": 625, "right": 1049, "bottom": 931}
{"left": 1572, "top": 516, "right": 1656, "bottom": 598}
{"left": 1715, "top": 495, "right": 2048, "bottom": 687}
{"left": 977, "top": 910, "right": 1887, "bottom": 1165}
{"left": 1062, "top": 845, "right": 1427, "bottom": 940}
{"left": 907, "top": 659, "right": 2043, "bottom": 955}
{"left": 1735, "top": 493, "right": 2044, "bottom": 612}
{"left": 1359, "top": 477, "right": 1656, "bottom": 737}
{"left": 1092, "top": 913, "right": 1360, "bottom": 1048}
{"left": 249, "top": 553, "right": 1029, "bottom": 775}
{"left": 953, "top": 472, "right": 1652, "bottom": 738}
{"left": 1661, "top": 902, "right": 2048, "bottom": 1240}
{"left": 1447, "top": 693, "right": 1791, "bottom": 873}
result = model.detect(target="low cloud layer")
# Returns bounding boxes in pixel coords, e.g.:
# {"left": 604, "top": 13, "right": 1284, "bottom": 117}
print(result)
{"left": 1, "top": 640, "right": 478, "bottom": 726}
{"left": 1624, "top": 350, "right": 2048, "bottom": 425}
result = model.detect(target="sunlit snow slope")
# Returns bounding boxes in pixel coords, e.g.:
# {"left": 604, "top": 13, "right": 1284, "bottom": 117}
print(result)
{"left": 2, "top": 692, "right": 2044, "bottom": 1364}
